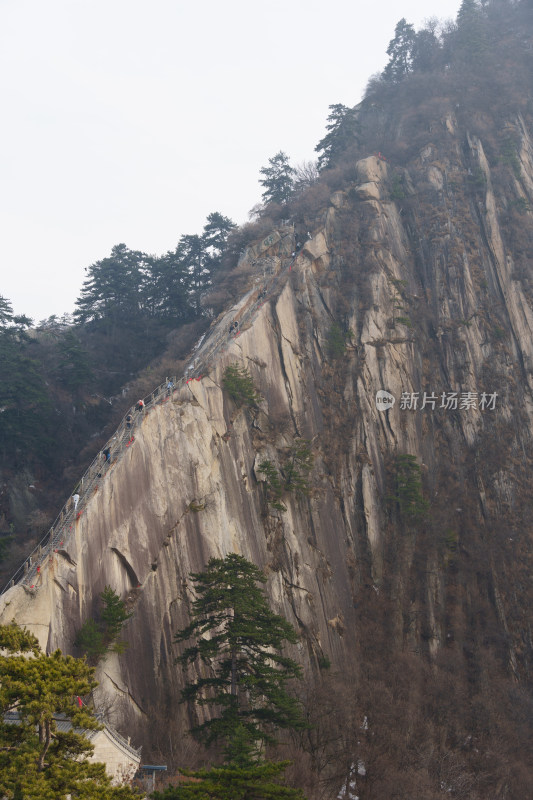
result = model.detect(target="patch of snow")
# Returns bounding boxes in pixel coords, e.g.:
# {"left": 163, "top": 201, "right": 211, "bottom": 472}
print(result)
{"left": 337, "top": 762, "right": 360, "bottom": 800}
{"left": 193, "top": 333, "right": 206, "bottom": 352}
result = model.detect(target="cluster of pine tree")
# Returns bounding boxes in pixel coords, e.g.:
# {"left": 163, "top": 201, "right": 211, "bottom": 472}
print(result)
{"left": 257, "top": 0, "right": 533, "bottom": 207}
{"left": 0, "top": 297, "right": 55, "bottom": 470}
{"left": 0, "top": 214, "right": 234, "bottom": 458}
{"left": 75, "top": 212, "right": 235, "bottom": 330}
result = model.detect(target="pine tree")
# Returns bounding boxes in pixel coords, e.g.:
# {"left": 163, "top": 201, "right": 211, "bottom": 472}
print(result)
{"left": 146, "top": 249, "right": 194, "bottom": 322}
{"left": 175, "top": 233, "right": 210, "bottom": 313}
{"left": 202, "top": 212, "right": 236, "bottom": 255}
{"left": 75, "top": 243, "right": 172, "bottom": 376}
{"left": 282, "top": 439, "right": 313, "bottom": 496}
{"left": 152, "top": 761, "right": 306, "bottom": 800}
{"left": 0, "top": 308, "right": 54, "bottom": 468}
{"left": 74, "top": 618, "right": 107, "bottom": 663}
{"left": 391, "top": 454, "right": 429, "bottom": 521}
{"left": 382, "top": 18, "right": 417, "bottom": 82}
{"left": 411, "top": 24, "right": 441, "bottom": 73}
{"left": 174, "top": 554, "right": 305, "bottom": 760}
{"left": 259, "top": 152, "right": 295, "bottom": 205}
{"left": 201, "top": 212, "right": 236, "bottom": 288}
{"left": 0, "top": 623, "right": 139, "bottom": 799}
{"left": 75, "top": 586, "right": 132, "bottom": 663}
{"left": 0, "top": 295, "right": 32, "bottom": 338}
{"left": 453, "top": 0, "right": 488, "bottom": 65}
{"left": 314, "top": 104, "right": 360, "bottom": 170}
{"left": 100, "top": 585, "right": 133, "bottom": 640}
{"left": 0, "top": 295, "right": 14, "bottom": 328}
{"left": 55, "top": 330, "right": 93, "bottom": 391}
{"left": 457, "top": 0, "right": 481, "bottom": 26}
{"left": 74, "top": 243, "right": 149, "bottom": 329}
{"left": 222, "top": 363, "right": 260, "bottom": 408}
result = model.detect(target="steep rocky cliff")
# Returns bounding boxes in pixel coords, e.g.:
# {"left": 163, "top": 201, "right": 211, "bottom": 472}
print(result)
{"left": 3, "top": 97, "right": 533, "bottom": 795}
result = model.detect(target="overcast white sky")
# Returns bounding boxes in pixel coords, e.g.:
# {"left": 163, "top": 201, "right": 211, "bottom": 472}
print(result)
{"left": 1, "top": 0, "right": 461, "bottom": 322}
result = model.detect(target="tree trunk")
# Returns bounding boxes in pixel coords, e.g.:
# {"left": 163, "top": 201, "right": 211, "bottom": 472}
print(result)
{"left": 231, "top": 647, "right": 237, "bottom": 697}
{"left": 37, "top": 718, "right": 51, "bottom": 771}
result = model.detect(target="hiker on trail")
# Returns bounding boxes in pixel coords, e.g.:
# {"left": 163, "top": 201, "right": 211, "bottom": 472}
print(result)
{"left": 126, "top": 413, "right": 133, "bottom": 430}
{"left": 167, "top": 379, "right": 174, "bottom": 395}
{"left": 136, "top": 399, "right": 144, "bottom": 413}
{"left": 72, "top": 493, "right": 80, "bottom": 512}
{"left": 103, "top": 447, "right": 111, "bottom": 463}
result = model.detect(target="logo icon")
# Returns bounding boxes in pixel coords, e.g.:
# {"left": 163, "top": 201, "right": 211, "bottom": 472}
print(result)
{"left": 376, "top": 390, "right": 395, "bottom": 411}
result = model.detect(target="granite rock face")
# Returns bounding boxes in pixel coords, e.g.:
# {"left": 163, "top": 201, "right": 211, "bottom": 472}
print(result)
{"left": 3, "top": 107, "right": 533, "bottom": 753}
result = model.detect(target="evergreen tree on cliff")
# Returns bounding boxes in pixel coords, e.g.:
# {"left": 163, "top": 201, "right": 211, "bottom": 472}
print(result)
{"left": 0, "top": 623, "right": 139, "bottom": 799}
{"left": 164, "top": 555, "right": 307, "bottom": 798}
{"left": 0, "top": 295, "right": 14, "bottom": 327}
{"left": 74, "top": 243, "right": 149, "bottom": 329}
{"left": 411, "top": 21, "right": 441, "bottom": 73}
{"left": 382, "top": 18, "right": 416, "bottom": 82}
{"left": 174, "top": 233, "right": 208, "bottom": 313}
{"left": 202, "top": 212, "right": 236, "bottom": 258}
{"left": 259, "top": 151, "right": 295, "bottom": 205}
{"left": 199, "top": 213, "right": 236, "bottom": 299}
{"left": 315, "top": 104, "right": 360, "bottom": 170}
{"left": 146, "top": 247, "right": 194, "bottom": 322}
{"left": 453, "top": 0, "right": 488, "bottom": 65}
{"left": 174, "top": 554, "right": 305, "bottom": 761}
